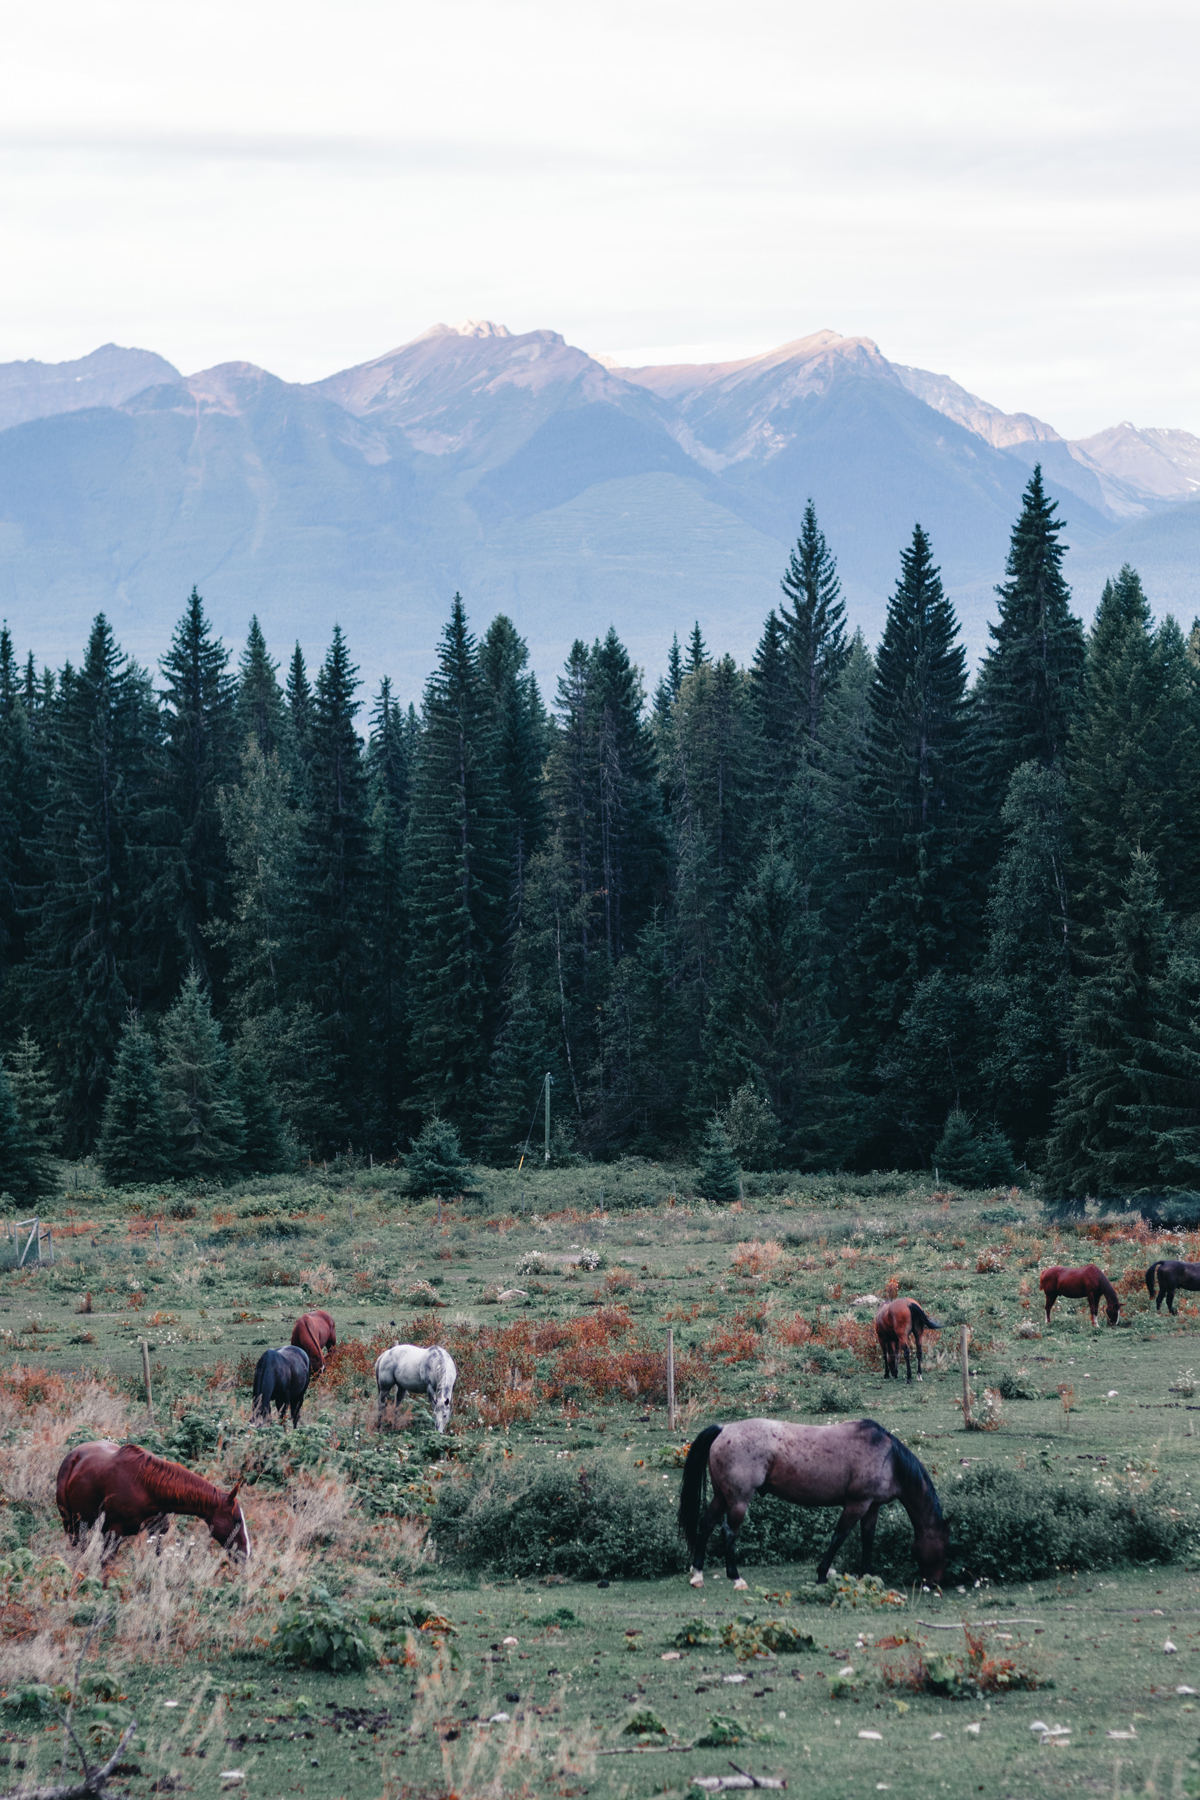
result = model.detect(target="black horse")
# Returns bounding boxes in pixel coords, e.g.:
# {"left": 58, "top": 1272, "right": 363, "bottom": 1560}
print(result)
{"left": 1145, "top": 1260, "right": 1200, "bottom": 1315}
{"left": 252, "top": 1346, "right": 311, "bottom": 1426}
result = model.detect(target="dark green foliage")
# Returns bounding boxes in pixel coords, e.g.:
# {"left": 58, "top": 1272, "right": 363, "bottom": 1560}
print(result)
{"left": 406, "top": 1116, "right": 470, "bottom": 1195}
{"left": 975, "top": 465, "right": 1085, "bottom": 797}
{"left": 235, "top": 1046, "right": 289, "bottom": 1174}
{"left": 159, "top": 971, "right": 245, "bottom": 1178}
{"left": 0, "top": 1064, "right": 43, "bottom": 1202}
{"left": 779, "top": 498, "right": 848, "bottom": 754}
{"left": 432, "top": 1457, "right": 682, "bottom": 1580}
{"left": 0, "top": 628, "right": 40, "bottom": 998}
{"left": 271, "top": 1586, "right": 376, "bottom": 1672}
{"left": 722, "top": 1085, "right": 782, "bottom": 1172}
{"left": 697, "top": 1114, "right": 741, "bottom": 1204}
{"left": 235, "top": 615, "right": 288, "bottom": 759}
{"left": 933, "top": 1110, "right": 1017, "bottom": 1189}
{"left": 98, "top": 1012, "right": 170, "bottom": 1184}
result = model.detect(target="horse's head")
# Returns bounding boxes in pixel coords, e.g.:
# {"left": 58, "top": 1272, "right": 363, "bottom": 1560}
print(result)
{"left": 432, "top": 1386, "right": 453, "bottom": 1433}
{"left": 211, "top": 1483, "right": 252, "bottom": 1560}
{"left": 915, "top": 1518, "right": 949, "bottom": 1589}
{"left": 1106, "top": 1296, "right": 1121, "bottom": 1327}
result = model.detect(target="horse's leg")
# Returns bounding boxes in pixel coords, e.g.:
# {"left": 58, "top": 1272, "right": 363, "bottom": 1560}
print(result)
{"left": 902, "top": 1338, "right": 912, "bottom": 1383}
{"left": 689, "top": 1492, "right": 726, "bottom": 1588}
{"left": 914, "top": 1330, "right": 923, "bottom": 1380}
{"left": 1088, "top": 1293, "right": 1100, "bottom": 1327}
{"left": 859, "top": 1501, "right": 882, "bottom": 1576}
{"left": 721, "top": 1498, "right": 751, "bottom": 1590}
{"left": 1044, "top": 1292, "right": 1055, "bottom": 1324}
{"left": 1167, "top": 1281, "right": 1177, "bottom": 1316}
{"left": 816, "top": 1502, "right": 872, "bottom": 1583}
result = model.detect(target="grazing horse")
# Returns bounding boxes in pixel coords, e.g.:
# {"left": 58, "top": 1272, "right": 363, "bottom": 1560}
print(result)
{"left": 1039, "top": 1263, "right": 1120, "bottom": 1327}
{"left": 374, "top": 1343, "right": 458, "bottom": 1432}
{"left": 678, "top": 1417, "right": 947, "bottom": 1591}
{"left": 252, "top": 1345, "right": 311, "bottom": 1426}
{"left": 875, "top": 1298, "right": 940, "bottom": 1382}
{"left": 57, "top": 1441, "right": 250, "bottom": 1561}
{"left": 1145, "top": 1260, "right": 1200, "bottom": 1315}
{"left": 291, "top": 1309, "right": 337, "bottom": 1376}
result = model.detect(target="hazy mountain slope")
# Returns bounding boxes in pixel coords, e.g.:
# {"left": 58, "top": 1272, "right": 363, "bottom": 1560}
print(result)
{"left": 1064, "top": 495, "right": 1200, "bottom": 621}
{"left": 1072, "top": 422, "right": 1200, "bottom": 501}
{"left": 0, "top": 343, "right": 180, "bottom": 433}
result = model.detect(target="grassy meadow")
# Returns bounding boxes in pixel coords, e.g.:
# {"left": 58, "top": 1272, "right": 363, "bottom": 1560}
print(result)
{"left": 2, "top": 1160, "right": 1200, "bottom": 1797}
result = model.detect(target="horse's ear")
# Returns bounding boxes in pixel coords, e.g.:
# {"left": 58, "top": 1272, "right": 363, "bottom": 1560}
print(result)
{"left": 228, "top": 1481, "right": 241, "bottom": 1502}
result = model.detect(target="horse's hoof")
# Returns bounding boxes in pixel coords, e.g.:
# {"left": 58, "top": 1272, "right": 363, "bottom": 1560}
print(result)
{"left": 732, "top": 1577, "right": 749, "bottom": 1590}
{"left": 689, "top": 1571, "right": 704, "bottom": 1588}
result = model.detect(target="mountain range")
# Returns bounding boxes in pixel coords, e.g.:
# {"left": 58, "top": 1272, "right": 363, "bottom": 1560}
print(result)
{"left": 0, "top": 322, "right": 1197, "bottom": 700}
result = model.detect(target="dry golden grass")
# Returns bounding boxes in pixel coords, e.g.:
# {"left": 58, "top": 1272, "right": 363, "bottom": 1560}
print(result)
{"left": 730, "top": 1238, "right": 784, "bottom": 1279}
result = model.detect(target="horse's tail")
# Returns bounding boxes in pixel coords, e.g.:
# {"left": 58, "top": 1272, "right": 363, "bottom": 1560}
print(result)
{"left": 1098, "top": 1270, "right": 1121, "bottom": 1313}
{"left": 678, "top": 1425, "right": 722, "bottom": 1560}
{"left": 1146, "top": 1262, "right": 1161, "bottom": 1298}
{"left": 252, "top": 1350, "right": 274, "bottom": 1418}
{"left": 908, "top": 1303, "right": 940, "bottom": 1334}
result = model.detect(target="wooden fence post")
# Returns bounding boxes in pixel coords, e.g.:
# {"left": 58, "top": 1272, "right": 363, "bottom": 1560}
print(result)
{"left": 960, "top": 1323, "right": 972, "bottom": 1429}
{"left": 141, "top": 1340, "right": 153, "bottom": 1422}
{"left": 666, "top": 1329, "right": 676, "bottom": 1432}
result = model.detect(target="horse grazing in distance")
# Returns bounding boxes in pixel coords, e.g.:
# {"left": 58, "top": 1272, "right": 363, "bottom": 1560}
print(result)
{"left": 678, "top": 1417, "right": 947, "bottom": 1592}
{"left": 291, "top": 1309, "right": 337, "bottom": 1375}
{"left": 57, "top": 1441, "right": 250, "bottom": 1562}
{"left": 875, "top": 1298, "right": 940, "bottom": 1381}
{"left": 1145, "top": 1260, "right": 1200, "bottom": 1315}
{"left": 375, "top": 1344, "right": 458, "bottom": 1432}
{"left": 252, "top": 1345, "right": 311, "bottom": 1426}
{"left": 1040, "top": 1263, "right": 1121, "bottom": 1327}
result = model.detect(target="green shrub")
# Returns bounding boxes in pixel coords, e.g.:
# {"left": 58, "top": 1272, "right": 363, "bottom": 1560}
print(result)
{"left": 432, "top": 1457, "right": 682, "bottom": 1581}
{"left": 1, "top": 1684, "right": 61, "bottom": 1721}
{"left": 163, "top": 1409, "right": 222, "bottom": 1464}
{"left": 935, "top": 1111, "right": 1017, "bottom": 1189}
{"left": 271, "top": 1587, "right": 376, "bottom": 1672}
{"left": 406, "top": 1118, "right": 471, "bottom": 1197}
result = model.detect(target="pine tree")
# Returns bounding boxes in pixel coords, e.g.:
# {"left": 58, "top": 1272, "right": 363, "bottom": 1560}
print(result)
{"left": 30, "top": 616, "right": 173, "bottom": 1151}
{"left": 686, "top": 623, "right": 708, "bottom": 672}
{"left": 406, "top": 596, "right": 508, "bottom": 1132}
{"left": 933, "top": 1110, "right": 1016, "bottom": 1189}
{"left": 696, "top": 1114, "right": 741, "bottom": 1203}
{"left": 160, "top": 588, "right": 238, "bottom": 977}
{"left": 663, "top": 655, "right": 758, "bottom": 933}
{"left": 972, "top": 762, "right": 1073, "bottom": 1154}
{"left": 779, "top": 499, "right": 848, "bottom": 750}
{"left": 484, "top": 943, "right": 558, "bottom": 1160}
{"left": 749, "top": 610, "right": 792, "bottom": 819}
{"left": 1044, "top": 852, "right": 1169, "bottom": 1198}
{"left": 591, "top": 914, "right": 688, "bottom": 1154}
{"left": 286, "top": 643, "right": 315, "bottom": 787}
{"left": 235, "top": 615, "right": 288, "bottom": 758}
{"left": 98, "top": 1012, "right": 171, "bottom": 1184}
{"left": 159, "top": 970, "right": 245, "bottom": 1177}
{"left": 853, "top": 526, "right": 983, "bottom": 1061}
{"left": 479, "top": 615, "right": 548, "bottom": 927}
{"left": 653, "top": 634, "right": 685, "bottom": 728}
{"left": 363, "top": 678, "right": 410, "bottom": 1148}
{"left": 0, "top": 1063, "right": 41, "bottom": 1202}
{"left": 0, "top": 627, "right": 40, "bottom": 1003}
{"left": 234, "top": 1044, "right": 288, "bottom": 1174}
{"left": 975, "top": 466, "right": 1085, "bottom": 799}
{"left": 873, "top": 970, "right": 978, "bottom": 1164}
{"left": 406, "top": 1116, "right": 471, "bottom": 1195}
{"left": 591, "top": 629, "right": 669, "bottom": 961}
{"left": 6, "top": 1028, "right": 60, "bottom": 1190}
{"left": 1123, "top": 944, "right": 1200, "bottom": 1186}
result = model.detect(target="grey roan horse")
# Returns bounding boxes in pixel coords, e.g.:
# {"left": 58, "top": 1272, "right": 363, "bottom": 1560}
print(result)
{"left": 678, "top": 1417, "right": 948, "bottom": 1589}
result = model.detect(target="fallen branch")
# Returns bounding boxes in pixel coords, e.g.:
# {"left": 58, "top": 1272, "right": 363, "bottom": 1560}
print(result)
{"left": 917, "top": 1619, "right": 1037, "bottom": 1630}
{"left": 598, "top": 1741, "right": 695, "bottom": 1755}
{"left": 0, "top": 1719, "right": 138, "bottom": 1800}
{"left": 691, "top": 1768, "right": 787, "bottom": 1793}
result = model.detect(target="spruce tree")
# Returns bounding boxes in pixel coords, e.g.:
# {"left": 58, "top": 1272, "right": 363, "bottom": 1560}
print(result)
{"left": 0, "top": 628, "right": 39, "bottom": 1001}
{"left": 159, "top": 970, "right": 245, "bottom": 1177}
{"left": 234, "top": 1044, "right": 288, "bottom": 1174}
{"left": 975, "top": 466, "right": 1085, "bottom": 799}
{"left": 160, "top": 588, "right": 238, "bottom": 976}
{"left": 653, "top": 634, "right": 685, "bottom": 728}
{"left": 1044, "top": 852, "right": 1169, "bottom": 1198}
{"left": 235, "top": 615, "right": 288, "bottom": 758}
{"left": 406, "top": 596, "right": 508, "bottom": 1132}
{"left": 0, "top": 1063, "right": 41, "bottom": 1203}
{"left": 933, "top": 1110, "right": 1016, "bottom": 1190}
{"left": 779, "top": 499, "right": 848, "bottom": 750}
{"left": 98, "top": 1012, "right": 170, "bottom": 1184}
{"left": 285, "top": 643, "right": 315, "bottom": 788}
{"left": 406, "top": 1116, "right": 471, "bottom": 1195}
{"left": 5, "top": 1028, "right": 60, "bottom": 1194}
{"left": 1124, "top": 943, "right": 1200, "bottom": 1186}
{"left": 591, "top": 628, "right": 669, "bottom": 961}
{"left": 663, "top": 655, "right": 758, "bottom": 933}
{"left": 485, "top": 944, "right": 557, "bottom": 1160}
{"left": 697, "top": 1113, "right": 741, "bottom": 1203}
{"left": 749, "top": 610, "right": 792, "bottom": 811}
{"left": 853, "top": 526, "right": 983, "bottom": 1062}
{"left": 686, "top": 623, "right": 708, "bottom": 672}
{"left": 364, "top": 678, "right": 410, "bottom": 1148}
{"left": 479, "top": 615, "right": 548, "bottom": 926}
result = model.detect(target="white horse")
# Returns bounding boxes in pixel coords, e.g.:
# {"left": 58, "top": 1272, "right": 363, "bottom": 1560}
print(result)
{"left": 374, "top": 1343, "right": 458, "bottom": 1433}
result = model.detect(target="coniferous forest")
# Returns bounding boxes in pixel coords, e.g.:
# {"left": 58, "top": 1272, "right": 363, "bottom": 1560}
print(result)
{"left": 2, "top": 465, "right": 1199, "bottom": 1202}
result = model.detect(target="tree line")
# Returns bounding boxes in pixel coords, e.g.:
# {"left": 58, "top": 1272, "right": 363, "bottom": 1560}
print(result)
{"left": 1, "top": 465, "right": 1199, "bottom": 1200}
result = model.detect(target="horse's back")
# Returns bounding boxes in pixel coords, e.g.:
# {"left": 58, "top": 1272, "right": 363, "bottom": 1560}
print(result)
{"left": 57, "top": 1440, "right": 146, "bottom": 1528}
{"left": 713, "top": 1417, "right": 898, "bottom": 1506}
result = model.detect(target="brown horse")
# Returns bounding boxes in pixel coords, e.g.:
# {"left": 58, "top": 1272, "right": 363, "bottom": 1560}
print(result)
{"left": 291, "top": 1309, "right": 337, "bottom": 1376}
{"left": 1039, "top": 1263, "right": 1120, "bottom": 1327}
{"left": 678, "top": 1417, "right": 948, "bottom": 1590}
{"left": 1145, "top": 1260, "right": 1200, "bottom": 1315}
{"left": 56, "top": 1442, "right": 251, "bottom": 1561}
{"left": 875, "top": 1298, "right": 940, "bottom": 1382}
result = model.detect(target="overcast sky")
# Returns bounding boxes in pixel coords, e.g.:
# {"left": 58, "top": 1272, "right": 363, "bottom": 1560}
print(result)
{"left": 1, "top": 0, "right": 1197, "bottom": 438}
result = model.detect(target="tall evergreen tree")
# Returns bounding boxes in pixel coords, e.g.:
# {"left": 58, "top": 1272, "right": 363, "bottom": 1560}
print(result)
{"left": 405, "top": 596, "right": 508, "bottom": 1132}
{"left": 779, "top": 499, "right": 848, "bottom": 751}
{"left": 98, "top": 1012, "right": 171, "bottom": 1184}
{"left": 235, "top": 615, "right": 288, "bottom": 758}
{"left": 30, "top": 617, "right": 172, "bottom": 1151}
{"left": 591, "top": 628, "right": 669, "bottom": 962}
{"left": 5, "top": 1028, "right": 60, "bottom": 1193}
{"left": 0, "top": 1062, "right": 44, "bottom": 1202}
{"left": 234, "top": 1045, "right": 289, "bottom": 1174}
{"left": 364, "top": 678, "right": 411, "bottom": 1148}
{"left": 0, "top": 628, "right": 40, "bottom": 1003}
{"left": 975, "top": 466, "right": 1085, "bottom": 798}
{"left": 479, "top": 615, "right": 548, "bottom": 927}
{"left": 286, "top": 643, "right": 315, "bottom": 784}
{"left": 653, "top": 633, "right": 685, "bottom": 728}
{"left": 159, "top": 971, "right": 245, "bottom": 1177}
{"left": 853, "top": 526, "right": 982, "bottom": 1063}
{"left": 663, "top": 655, "right": 758, "bottom": 937}
{"left": 160, "top": 588, "right": 238, "bottom": 979}
{"left": 749, "top": 610, "right": 792, "bottom": 810}
{"left": 686, "top": 623, "right": 708, "bottom": 672}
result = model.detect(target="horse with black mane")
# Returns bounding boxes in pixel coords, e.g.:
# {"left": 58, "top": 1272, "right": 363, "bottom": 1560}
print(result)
{"left": 252, "top": 1345, "right": 311, "bottom": 1426}
{"left": 57, "top": 1441, "right": 251, "bottom": 1563}
{"left": 1145, "top": 1259, "right": 1200, "bottom": 1315}
{"left": 678, "top": 1416, "right": 947, "bottom": 1590}
{"left": 1039, "top": 1263, "right": 1120, "bottom": 1327}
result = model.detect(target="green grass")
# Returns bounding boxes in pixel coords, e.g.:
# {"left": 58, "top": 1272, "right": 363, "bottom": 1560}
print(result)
{"left": 3, "top": 1160, "right": 1200, "bottom": 1796}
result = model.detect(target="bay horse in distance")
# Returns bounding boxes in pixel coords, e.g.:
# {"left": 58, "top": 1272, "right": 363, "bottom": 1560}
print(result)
{"left": 1039, "top": 1263, "right": 1120, "bottom": 1327}
{"left": 57, "top": 1441, "right": 251, "bottom": 1562}
{"left": 875, "top": 1298, "right": 940, "bottom": 1381}
{"left": 678, "top": 1417, "right": 947, "bottom": 1590}
{"left": 291, "top": 1309, "right": 337, "bottom": 1375}
{"left": 1145, "top": 1260, "right": 1200, "bottom": 1315}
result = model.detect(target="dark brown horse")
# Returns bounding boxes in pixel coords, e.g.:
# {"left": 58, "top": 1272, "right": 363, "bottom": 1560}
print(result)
{"left": 291, "top": 1309, "right": 337, "bottom": 1376}
{"left": 875, "top": 1298, "right": 940, "bottom": 1381}
{"left": 678, "top": 1417, "right": 947, "bottom": 1590}
{"left": 1039, "top": 1263, "right": 1120, "bottom": 1327}
{"left": 56, "top": 1442, "right": 251, "bottom": 1561}
{"left": 1145, "top": 1260, "right": 1200, "bottom": 1315}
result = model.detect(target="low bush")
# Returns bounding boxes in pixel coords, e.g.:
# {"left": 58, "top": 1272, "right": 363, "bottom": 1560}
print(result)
{"left": 271, "top": 1586, "right": 376, "bottom": 1672}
